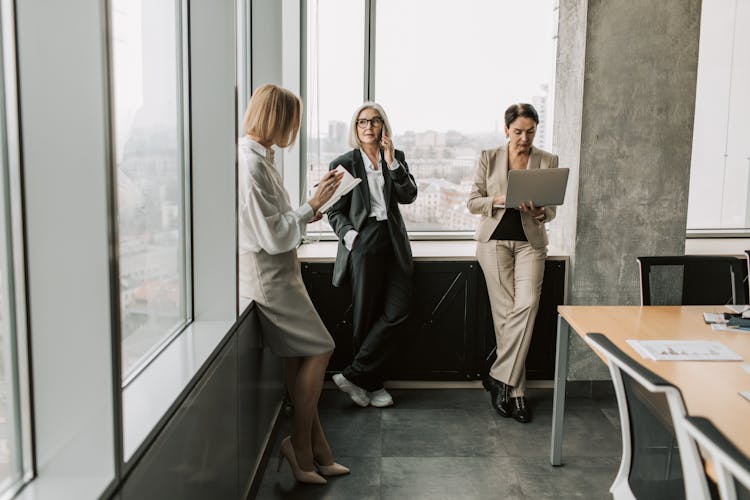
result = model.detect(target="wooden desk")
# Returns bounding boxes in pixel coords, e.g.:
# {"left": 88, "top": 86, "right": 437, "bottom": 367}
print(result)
{"left": 550, "top": 306, "right": 750, "bottom": 467}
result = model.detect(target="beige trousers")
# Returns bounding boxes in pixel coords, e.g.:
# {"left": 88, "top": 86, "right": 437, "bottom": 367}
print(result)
{"left": 477, "top": 240, "right": 546, "bottom": 397}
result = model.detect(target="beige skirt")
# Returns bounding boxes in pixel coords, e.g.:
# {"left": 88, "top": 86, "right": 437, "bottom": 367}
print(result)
{"left": 239, "top": 249, "right": 335, "bottom": 357}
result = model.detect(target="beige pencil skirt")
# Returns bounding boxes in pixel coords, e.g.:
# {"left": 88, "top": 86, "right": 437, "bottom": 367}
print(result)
{"left": 240, "top": 249, "right": 335, "bottom": 357}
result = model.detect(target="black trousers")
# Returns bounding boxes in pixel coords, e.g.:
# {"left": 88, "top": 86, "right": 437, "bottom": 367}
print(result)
{"left": 342, "top": 219, "right": 412, "bottom": 391}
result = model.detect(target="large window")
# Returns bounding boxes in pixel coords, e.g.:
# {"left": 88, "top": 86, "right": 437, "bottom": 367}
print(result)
{"left": 110, "top": 0, "right": 190, "bottom": 381}
{"left": 305, "top": 0, "right": 365, "bottom": 233}
{"left": 0, "top": 0, "right": 30, "bottom": 495}
{"left": 688, "top": 0, "right": 750, "bottom": 232}
{"left": 305, "top": 0, "right": 558, "bottom": 233}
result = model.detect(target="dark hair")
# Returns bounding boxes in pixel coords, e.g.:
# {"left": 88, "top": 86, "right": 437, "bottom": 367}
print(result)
{"left": 504, "top": 103, "right": 539, "bottom": 127}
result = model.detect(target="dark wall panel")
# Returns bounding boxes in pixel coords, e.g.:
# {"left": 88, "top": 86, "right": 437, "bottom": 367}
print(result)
{"left": 480, "top": 259, "right": 567, "bottom": 380}
{"left": 301, "top": 259, "right": 567, "bottom": 381}
{"left": 121, "top": 340, "right": 239, "bottom": 500}
{"left": 238, "top": 309, "right": 284, "bottom": 495}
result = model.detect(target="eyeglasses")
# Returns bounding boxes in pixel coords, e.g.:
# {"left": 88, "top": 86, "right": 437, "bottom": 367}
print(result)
{"left": 356, "top": 117, "right": 384, "bottom": 128}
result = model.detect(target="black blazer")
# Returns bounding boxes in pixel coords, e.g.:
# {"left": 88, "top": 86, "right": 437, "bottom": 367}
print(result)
{"left": 327, "top": 149, "right": 418, "bottom": 287}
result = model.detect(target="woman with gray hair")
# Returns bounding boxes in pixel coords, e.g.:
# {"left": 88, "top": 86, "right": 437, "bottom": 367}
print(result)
{"left": 326, "top": 102, "right": 418, "bottom": 408}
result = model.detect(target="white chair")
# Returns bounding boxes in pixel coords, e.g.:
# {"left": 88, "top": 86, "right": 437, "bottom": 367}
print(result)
{"left": 681, "top": 416, "right": 750, "bottom": 500}
{"left": 586, "top": 333, "right": 711, "bottom": 500}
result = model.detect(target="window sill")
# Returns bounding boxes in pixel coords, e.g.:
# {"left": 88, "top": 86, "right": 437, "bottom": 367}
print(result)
{"left": 14, "top": 475, "right": 112, "bottom": 500}
{"left": 298, "top": 240, "right": 567, "bottom": 262}
{"left": 121, "top": 319, "right": 234, "bottom": 461}
{"left": 687, "top": 228, "right": 750, "bottom": 238}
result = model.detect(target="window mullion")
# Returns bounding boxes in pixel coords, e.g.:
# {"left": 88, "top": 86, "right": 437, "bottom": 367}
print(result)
{"left": 364, "top": 0, "right": 376, "bottom": 101}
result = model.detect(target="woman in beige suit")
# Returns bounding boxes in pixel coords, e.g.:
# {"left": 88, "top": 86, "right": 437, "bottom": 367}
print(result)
{"left": 239, "top": 84, "right": 348, "bottom": 483}
{"left": 467, "top": 103, "right": 558, "bottom": 424}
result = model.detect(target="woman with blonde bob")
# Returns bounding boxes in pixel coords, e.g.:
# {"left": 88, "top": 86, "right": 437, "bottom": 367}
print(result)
{"left": 238, "top": 84, "right": 347, "bottom": 484}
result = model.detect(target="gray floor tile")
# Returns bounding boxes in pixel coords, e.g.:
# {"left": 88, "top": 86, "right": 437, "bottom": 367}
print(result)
{"left": 381, "top": 456, "right": 524, "bottom": 500}
{"left": 512, "top": 456, "right": 617, "bottom": 499}
{"left": 256, "top": 456, "right": 380, "bottom": 500}
{"left": 319, "top": 408, "right": 382, "bottom": 458}
{"left": 559, "top": 407, "right": 622, "bottom": 457}
{"left": 382, "top": 408, "right": 506, "bottom": 457}
{"left": 254, "top": 388, "right": 621, "bottom": 499}
{"left": 601, "top": 407, "right": 621, "bottom": 432}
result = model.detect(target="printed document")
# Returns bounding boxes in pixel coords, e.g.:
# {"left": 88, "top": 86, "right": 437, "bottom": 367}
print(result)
{"left": 319, "top": 165, "right": 362, "bottom": 213}
{"left": 626, "top": 339, "right": 743, "bottom": 361}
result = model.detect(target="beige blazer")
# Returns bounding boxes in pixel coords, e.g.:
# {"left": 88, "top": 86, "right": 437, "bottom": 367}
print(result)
{"left": 467, "top": 144, "right": 559, "bottom": 249}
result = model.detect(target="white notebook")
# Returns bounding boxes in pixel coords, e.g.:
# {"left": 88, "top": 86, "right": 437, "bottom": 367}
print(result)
{"left": 627, "top": 339, "right": 743, "bottom": 361}
{"left": 318, "top": 165, "right": 362, "bottom": 213}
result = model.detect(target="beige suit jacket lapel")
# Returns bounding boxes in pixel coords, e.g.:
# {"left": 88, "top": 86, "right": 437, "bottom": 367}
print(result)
{"left": 490, "top": 144, "right": 509, "bottom": 200}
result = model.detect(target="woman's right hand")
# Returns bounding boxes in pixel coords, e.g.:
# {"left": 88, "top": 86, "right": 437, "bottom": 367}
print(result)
{"left": 309, "top": 170, "right": 344, "bottom": 213}
{"left": 493, "top": 195, "right": 506, "bottom": 206}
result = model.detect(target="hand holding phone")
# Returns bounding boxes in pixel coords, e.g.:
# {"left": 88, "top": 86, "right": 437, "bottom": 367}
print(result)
{"left": 380, "top": 132, "right": 395, "bottom": 166}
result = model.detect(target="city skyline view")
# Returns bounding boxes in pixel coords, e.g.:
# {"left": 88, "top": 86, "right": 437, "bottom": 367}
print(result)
{"left": 306, "top": 0, "right": 557, "bottom": 233}
{"left": 306, "top": 82, "right": 551, "bottom": 233}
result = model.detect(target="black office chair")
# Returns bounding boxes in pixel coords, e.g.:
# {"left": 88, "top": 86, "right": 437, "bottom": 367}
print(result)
{"left": 682, "top": 416, "right": 750, "bottom": 500}
{"left": 585, "top": 333, "right": 712, "bottom": 500}
{"left": 637, "top": 255, "right": 748, "bottom": 306}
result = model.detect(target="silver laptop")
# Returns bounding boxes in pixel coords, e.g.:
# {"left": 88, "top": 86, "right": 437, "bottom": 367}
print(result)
{"left": 504, "top": 168, "right": 569, "bottom": 208}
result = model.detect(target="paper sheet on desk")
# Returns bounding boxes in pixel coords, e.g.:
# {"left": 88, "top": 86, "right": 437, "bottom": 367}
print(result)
{"left": 704, "top": 312, "right": 728, "bottom": 324}
{"left": 726, "top": 305, "right": 750, "bottom": 317}
{"left": 711, "top": 323, "right": 750, "bottom": 333}
{"left": 741, "top": 391, "right": 750, "bottom": 404}
{"left": 627, "top": 339, "right": 743, "bottom": 361}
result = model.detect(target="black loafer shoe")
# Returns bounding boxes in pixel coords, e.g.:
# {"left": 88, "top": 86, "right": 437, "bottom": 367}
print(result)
{"left": 483, "top": 376, "right": 511, "bottom": 418}
{"left": 510, "top": 396, "right": 532, "bottom": 423}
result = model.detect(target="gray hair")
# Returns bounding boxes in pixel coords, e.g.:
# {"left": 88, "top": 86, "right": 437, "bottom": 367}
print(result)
{"left": 347, "top": 101, "right": 394, "bottom": 149}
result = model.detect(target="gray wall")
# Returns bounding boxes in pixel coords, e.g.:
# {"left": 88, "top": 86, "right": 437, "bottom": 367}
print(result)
{"left": 553, "top": 0, "right": 702, "bottom": 379}
{"left": 251, "top": 0, "right": 283, "bottom": 87}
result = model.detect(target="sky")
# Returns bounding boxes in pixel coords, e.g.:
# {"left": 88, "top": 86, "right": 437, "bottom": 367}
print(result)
{"left": 309, "top": 0, "right": 557, "bottom": 136}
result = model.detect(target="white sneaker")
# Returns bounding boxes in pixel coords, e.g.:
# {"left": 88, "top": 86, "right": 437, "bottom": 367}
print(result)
{"left": 332, "top": 373, "right": 370, "bottom": 407}
{"left": 368, "top": 388, "right": 394, "bottom": 408}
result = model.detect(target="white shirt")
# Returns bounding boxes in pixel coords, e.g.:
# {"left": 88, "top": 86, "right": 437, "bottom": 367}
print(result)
{"left": 238, "top": 137, "right": 314, "bottom": 255}
{"left": 343, "top": 150, "right": 402, "bottom": 250}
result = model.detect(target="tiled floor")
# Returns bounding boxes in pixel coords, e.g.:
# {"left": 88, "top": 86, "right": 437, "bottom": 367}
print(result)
{"left": 255, "top": 388, "right": 621, "bottom": 499}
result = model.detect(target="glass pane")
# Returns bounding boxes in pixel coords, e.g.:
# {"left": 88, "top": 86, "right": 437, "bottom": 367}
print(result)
{"left": 0, "top": 76, "right": 16, "bottom": 494}
{"left": 376, "top": 0, "right": 558, "bottom": 232}
{"left": 0, "top": 0, "right": 25, "bottom": 491}
{"left": 688, "top": 0, "right": 750, "bottom": 230}
{"left": 305, "top": 0, "right": 365, "bottom": 233}
{"left": 111, "top": 0, "right": 188, "bottom": 379}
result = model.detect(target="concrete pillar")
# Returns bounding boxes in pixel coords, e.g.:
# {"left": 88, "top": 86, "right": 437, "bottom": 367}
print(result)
{"left": 552, "top": 0, "right": 701, "bottom": 379}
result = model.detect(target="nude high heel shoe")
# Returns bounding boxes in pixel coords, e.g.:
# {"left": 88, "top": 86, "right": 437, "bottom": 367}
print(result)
{"left": 277, "top": 436, "right": 327, "bottom": 484}
{"left": 314, "top": 460, "right": 350, "bottom": 476}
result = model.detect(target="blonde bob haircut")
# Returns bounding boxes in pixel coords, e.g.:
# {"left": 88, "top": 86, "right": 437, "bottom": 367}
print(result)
{"left": 242, "top": 84, "right": 302, "bottom": 148}
{"left": 347, "top": 101, "right": 394, "bottom": 149}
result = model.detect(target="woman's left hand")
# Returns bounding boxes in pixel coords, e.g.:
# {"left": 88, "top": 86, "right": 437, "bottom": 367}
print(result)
{"left": 519, "top": 200, "right": 545, "bottom": 223}
{"left": 381, "top": 133, "right": 395, "bottom": 166}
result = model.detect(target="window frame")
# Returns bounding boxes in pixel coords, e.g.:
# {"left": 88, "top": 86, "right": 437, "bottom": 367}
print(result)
{"left": 107, "top": 0, "right": 195, "bottom": 387}
{"left": 687, "top": 0, "right": 750, "bottom": 236}
{"left": 301, "top": 0, "right": 560, "bottom": 240}
{"left": 0, "top": 0, "right": 33, "bottom": 495}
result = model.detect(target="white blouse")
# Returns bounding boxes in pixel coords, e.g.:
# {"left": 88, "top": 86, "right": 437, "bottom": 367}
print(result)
{"left": 238, "top": 137, "right": 314, "bottom": 255}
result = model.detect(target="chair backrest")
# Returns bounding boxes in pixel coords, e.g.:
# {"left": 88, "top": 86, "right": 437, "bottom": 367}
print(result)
{"left": 682, "top": 416, "right": 750, "bottom": 500}
{"left": 637, "top": 255, "right": 749, "bottom": 306}
{"left": 586, "top": 333, "right": 711, "bottom": 500}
